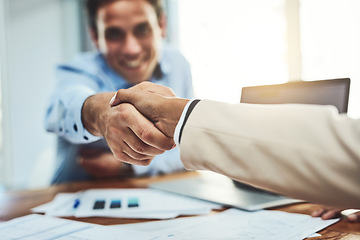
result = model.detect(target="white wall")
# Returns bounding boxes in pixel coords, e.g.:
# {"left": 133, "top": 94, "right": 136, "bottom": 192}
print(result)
{"left": 1, "top": 0, "right": 82, "bottom": 189}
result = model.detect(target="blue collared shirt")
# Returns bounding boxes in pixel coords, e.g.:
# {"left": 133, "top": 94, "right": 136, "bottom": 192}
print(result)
{"left": 45, "top": 45, "right": 194, "bottom": 183}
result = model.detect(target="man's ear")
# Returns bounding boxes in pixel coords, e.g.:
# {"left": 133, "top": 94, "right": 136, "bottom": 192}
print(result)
{"left": 158, "top": 14, "right": 167, "bottom": 38}
{"left": 89, "top": 27, "right": 100, "bottom": 49}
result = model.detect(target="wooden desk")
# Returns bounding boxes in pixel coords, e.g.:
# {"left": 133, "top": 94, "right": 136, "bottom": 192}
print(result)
{"left": 0, "top": 171, "right": 359, "bottom": 239}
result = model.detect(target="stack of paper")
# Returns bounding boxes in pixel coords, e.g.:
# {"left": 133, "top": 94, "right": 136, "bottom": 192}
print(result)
{"left": 32, "top": 188, "right": 222, "bottom": 219}
{"left": 0, "top": 214, "right": 148, "bottom": 240}
{"left": 114, "top": 208, "right": 339, "bottom": 239}
{"left": 0, "top": 209, "right": 338, "bottom": 240}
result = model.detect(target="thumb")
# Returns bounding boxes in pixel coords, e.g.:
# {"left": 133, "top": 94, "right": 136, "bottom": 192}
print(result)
{"left": 110, "top": 89, "right": 145, "bottom": 107}
{"left": 110, "top": 91, "right": 121, "bottom": 106}
{"left": 109, "top": 89, "right": 157, "bottom": 121}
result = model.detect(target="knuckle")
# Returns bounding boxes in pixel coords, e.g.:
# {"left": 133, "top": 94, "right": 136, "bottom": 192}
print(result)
{"left": 113, "top": 152, "right": 125, "bottom": 162}
{"left": 164, "top": 86, "right": 174, "bottom": 94}
{"left": 135, "top": 143, "right": 148, "bottom": 154}
{"left": 140, "top": 81, "right": 151, "bottom": 88}
{"left": 134, "top": 152, "right": 149, "bottom": 160}
{"left": 132, "top": 152, "right": 142, "bottom": 160}
{"left": 158, "top": 138, "right": 174, "bottom": 151}
{"left": 117, "top": 88, "right": 127, "bottom": 98}
{"left": 140, "top": 158, "right": 153, "bottom": 166}
{"left": 117, "top": 106, "right": 131, "bottom": 121}
{"left": 165, "top": 141, "right": 175, "bottom": 150}
{"left": 139, "top": 128, "right": 153, "bottom": 142}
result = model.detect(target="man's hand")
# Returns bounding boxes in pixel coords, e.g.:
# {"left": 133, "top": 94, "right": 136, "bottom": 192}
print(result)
{"left": 78, "top": 148, "right": 133, "bottom": 178}
{"left": 110, "top": 82, "right": 189, "bottom": 138}
{"left": 82, "top": 92, "right": 174, "bottom": 166}
{"left": 311, "top": 207, "right": 360, "bottom": 222}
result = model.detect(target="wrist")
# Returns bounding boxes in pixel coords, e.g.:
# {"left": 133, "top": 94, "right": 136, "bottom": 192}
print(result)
{"left": 82, "top": 92, "right": 114, "bottom": 136}
{"left": 162, "top": 98, "right": 189, "bottom": 137}
{"left": 173, "top": 99, "right": 200, "bottom": 145}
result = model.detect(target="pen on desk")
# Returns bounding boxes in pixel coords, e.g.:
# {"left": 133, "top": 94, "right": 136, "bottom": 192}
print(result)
{"left": 73, "top": 199, "right": 80, "bottom": 209}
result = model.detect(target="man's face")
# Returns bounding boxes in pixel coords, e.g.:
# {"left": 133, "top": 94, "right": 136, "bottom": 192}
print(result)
{"left": 94, "top": 0, "right": 164, "bottom": 84}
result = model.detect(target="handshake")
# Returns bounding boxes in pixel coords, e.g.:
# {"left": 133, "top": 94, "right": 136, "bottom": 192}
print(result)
{"left": 82, "top": 81, "right": 360, "bottom": 211}
{"left": 100, "top": 82, "right": 190, "bottom": 166}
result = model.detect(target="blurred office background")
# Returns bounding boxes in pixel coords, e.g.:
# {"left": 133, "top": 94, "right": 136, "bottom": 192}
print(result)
{"left": 0, "top": 0, "right": 359, "bottom": 190}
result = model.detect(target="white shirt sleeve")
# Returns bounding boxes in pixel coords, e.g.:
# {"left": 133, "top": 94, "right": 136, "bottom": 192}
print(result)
{"left": 173, "top": 99, "right": 197, "bottom": 146}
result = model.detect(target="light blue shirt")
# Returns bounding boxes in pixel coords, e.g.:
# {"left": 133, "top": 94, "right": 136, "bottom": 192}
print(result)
{"left": 45, "top": 45, "right": 194, "bottom": 184}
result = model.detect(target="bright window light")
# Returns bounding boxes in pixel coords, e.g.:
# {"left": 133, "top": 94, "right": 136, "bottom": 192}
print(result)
{"left": 178, "top": 0, "right": 288, "bottom": 103}
{"left": 300, "top": 0, "right": 360, "bottom": 118}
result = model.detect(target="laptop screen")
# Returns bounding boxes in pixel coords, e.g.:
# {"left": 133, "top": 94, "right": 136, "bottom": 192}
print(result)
{"left": 240, "top": 78, "right": 350, "bottom": 113}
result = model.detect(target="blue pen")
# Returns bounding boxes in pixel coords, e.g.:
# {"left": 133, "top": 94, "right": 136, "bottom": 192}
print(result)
{"left": 73, "top": 199, "right": 80, "bottom": 209}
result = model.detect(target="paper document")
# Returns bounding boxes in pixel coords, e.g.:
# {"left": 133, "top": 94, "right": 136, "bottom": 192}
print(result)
{"left": 0, "top": 209, "right": 337, "bottom": 240}
{"left": 32, "top": 188, "right": 222, "bottom": 219}
{"left": 115, "top": 208, "right": 338, "bottom": 240}
{"left": 0, "top": 214, "right": 148, "bottom": 240}
{"left": 32, "top": 192, "right": 81, "bottom": 217}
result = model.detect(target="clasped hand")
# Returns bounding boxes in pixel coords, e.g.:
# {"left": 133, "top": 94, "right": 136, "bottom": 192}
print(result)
{"left": 104, "top": 82, "right": 188, "bottom": 166}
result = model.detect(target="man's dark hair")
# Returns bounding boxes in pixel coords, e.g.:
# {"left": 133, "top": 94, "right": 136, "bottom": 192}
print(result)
{"left": 86, "top": 0, "right": 164, "bottom": 36}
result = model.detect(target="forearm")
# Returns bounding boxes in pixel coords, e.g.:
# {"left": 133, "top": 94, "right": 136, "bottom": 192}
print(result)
{"left": 45, "top": 65, "right": 104, "bottom": 144}
{"left": 180, "top": 100, "right": 360, "bottom": 208}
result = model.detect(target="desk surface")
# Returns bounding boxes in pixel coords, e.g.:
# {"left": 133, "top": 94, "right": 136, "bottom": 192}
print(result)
{"left": 0, "top": 171, "right": 359, "bottom": 239}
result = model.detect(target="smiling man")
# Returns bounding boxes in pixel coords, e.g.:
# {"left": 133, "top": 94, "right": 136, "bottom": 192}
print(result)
{"left": 45, "top": 0, "right": 193, "bottom": 183}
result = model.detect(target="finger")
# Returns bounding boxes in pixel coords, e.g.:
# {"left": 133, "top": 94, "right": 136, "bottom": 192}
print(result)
{"left": 110, "top": 88, "right": 148, "bottom": 107}
{"left": 110, "top": 82, "right": 175, "bottom": 107}
{"left": 112, "top": 150, "right": 153, "bottom": 166}
{"left": 311, "top": 208, "right": 327, "bottom": 217}
{"left": 322, "top": 210, "right": 341, "bottom": 220}
{"left": 106, "top": 133, "right": 158, "bottom": 162}
{"left": 110, "top": 91, "right": 120, "bottom": 106}
{"left": 347, "top": 212, "right": 360, "bottom": 222}
{"left": 111, "top": 87, "right": 165, "bottom": 115}
{"left": 106, "top": 114, "right": 171, "bottom": 155}
{"left": 136, "top": 82, "right": 176, "bottom": 97}
{"left": 105, "top": 124, "right": 163, "bottom": 164}
{"left": 120, "top": 103, "right": 174, "bottom": 150}
{"left": 122, "top": 138, "right": 164, "bottom": 160}
{"left": 111, "top": 89, "right": 162, "bottom": 129}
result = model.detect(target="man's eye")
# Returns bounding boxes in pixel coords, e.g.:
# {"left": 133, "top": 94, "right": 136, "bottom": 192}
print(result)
{"left": 135, "top": 24, "right": 151, "bottom": 37}
{"left": 105, "top": 28, "right": 124, "bottom": 41}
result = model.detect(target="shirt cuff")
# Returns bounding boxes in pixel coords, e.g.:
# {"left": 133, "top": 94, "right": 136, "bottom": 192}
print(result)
{"left": 59, "top": 89, "right": 102, "bottom": 144}
{"left": 75, "top": 92, "right": 101, "bottom": 142}
{"left": 174, "top": 99, "right": 201, "bottom": 146}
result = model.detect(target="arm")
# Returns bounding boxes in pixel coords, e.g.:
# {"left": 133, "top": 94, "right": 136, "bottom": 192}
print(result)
{"left": 179, "top": 100, "right": 360, "bottom": 209}
{"left": 112, "top": 82, "right": 360, "bottom": 209}
{"left": 45, "top": 63, "right": 174, "bottom": 166}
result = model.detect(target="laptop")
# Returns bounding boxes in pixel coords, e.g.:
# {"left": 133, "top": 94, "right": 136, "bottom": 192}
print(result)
{"left": 150, "top": 78, "right": 351, "bottom": 211}
{"left": 240, "top": 78, "right": 350, "bottom": 113}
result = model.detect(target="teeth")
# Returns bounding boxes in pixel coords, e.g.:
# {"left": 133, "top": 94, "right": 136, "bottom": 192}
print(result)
{"left": 125, "top": 60, "right": 141, "bottom": 68}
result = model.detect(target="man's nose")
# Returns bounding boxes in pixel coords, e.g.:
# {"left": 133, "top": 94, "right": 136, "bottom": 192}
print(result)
{"left": 123, "top": 34, "right": 141, "bottom": 56}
